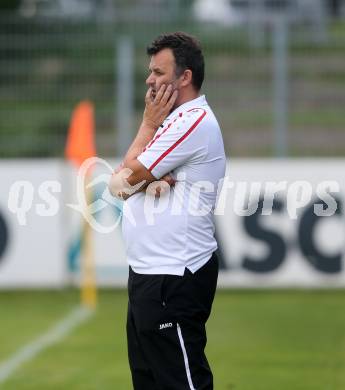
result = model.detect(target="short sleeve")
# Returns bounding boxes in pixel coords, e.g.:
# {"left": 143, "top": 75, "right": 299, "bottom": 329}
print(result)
{"left": 137, "top": 108, "right": 207, "bottom": 179}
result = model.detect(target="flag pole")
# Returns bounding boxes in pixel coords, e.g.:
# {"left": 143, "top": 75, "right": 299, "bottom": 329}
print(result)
{"left": 81, "top": 174, "right": 97, "bottom": 309}
{"left": 65, "top": 100, "right": 97, "bottom": 309}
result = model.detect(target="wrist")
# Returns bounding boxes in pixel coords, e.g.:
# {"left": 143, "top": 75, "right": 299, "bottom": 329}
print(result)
{"left": 140, "top": 120, "right": 157, "bottom": 132}
{"left": 139, "top": 121, "right": 157, "bottom": 139}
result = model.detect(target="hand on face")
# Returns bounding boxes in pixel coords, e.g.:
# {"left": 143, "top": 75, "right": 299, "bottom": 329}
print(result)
{"left": 142, "top": 84, "right": 178, "bottom": 130}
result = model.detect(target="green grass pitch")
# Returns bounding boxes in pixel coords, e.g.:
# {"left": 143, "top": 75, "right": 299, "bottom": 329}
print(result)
{"left": 0, "top": 289, "right": 344, "bottom": 389}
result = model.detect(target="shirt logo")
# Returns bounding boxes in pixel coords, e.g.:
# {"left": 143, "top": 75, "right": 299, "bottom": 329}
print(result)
{"left": 159, "top": 322, "right": 173, "bottom": 330}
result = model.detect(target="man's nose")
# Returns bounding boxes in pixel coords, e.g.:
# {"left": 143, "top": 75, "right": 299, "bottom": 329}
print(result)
{"left": 146, "top": 73, "right": 154, "bottom": 86}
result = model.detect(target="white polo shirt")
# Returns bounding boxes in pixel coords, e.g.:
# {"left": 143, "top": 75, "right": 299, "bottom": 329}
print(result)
{"left": 122, "top": 95, "right": 226, "bottom": 275}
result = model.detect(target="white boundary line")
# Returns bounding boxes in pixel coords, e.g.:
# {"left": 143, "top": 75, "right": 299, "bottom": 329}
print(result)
{"left": 0, "top": 306, "right": 94, "bottom": 384}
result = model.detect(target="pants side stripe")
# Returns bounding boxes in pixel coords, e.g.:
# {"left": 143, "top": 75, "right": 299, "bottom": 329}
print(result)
{"left": 176, "top": 323, "right": 196, "bottom": 390}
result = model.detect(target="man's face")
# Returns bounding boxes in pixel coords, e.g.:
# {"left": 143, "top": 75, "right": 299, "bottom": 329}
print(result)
{"left": 146, "top": 48, "right": 181, "bottom": 101}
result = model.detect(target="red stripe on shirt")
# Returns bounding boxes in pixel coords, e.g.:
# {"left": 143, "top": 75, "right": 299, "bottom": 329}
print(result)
{"left": 142, "top": 123, "right": 172, "bottom": 153}
{"left": 148, "top": 109, "right": 206, "bottom": 172}
{"left": 142, "top": 115, "right": 181, "bottom": 153}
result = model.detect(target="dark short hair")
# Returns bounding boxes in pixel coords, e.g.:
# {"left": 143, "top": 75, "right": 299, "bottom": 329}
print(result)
{"left": 147, "top": 32, "right": 204, "bottom": 91}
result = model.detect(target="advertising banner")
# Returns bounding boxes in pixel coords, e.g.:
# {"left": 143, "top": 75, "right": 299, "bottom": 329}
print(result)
{"left": 216, "top": 159, "right": 345, "bottom": 287}
{"left": 1, "top": 158, "right": 344, "bottom": 288}
{"left": 0, "top": 160, "right": 66, "bottom": 287}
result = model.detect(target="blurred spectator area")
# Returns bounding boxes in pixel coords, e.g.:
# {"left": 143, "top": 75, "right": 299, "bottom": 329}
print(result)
{"left": 0, "top": 0, "right": 345, "bottom": 157}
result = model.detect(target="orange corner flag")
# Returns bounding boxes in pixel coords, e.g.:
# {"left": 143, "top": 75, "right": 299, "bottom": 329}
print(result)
{"left": 65, "top": 101, "right": 96, "bottom": 167}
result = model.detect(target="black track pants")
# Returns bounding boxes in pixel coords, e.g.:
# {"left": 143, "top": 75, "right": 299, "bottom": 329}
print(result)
{"left": 126, "top": 252, "right": 219, "bottom": 390}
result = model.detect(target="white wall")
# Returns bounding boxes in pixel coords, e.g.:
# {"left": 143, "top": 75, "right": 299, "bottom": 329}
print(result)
{"left": 0, "top": 160, "right": 66, "bottom": 287}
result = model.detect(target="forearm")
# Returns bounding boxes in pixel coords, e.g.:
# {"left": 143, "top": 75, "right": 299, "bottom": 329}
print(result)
{"left": 109, "top": 163, "right": 151, "bottom": 201}
{"left": 110, "top": 123, "right": 156, "bottom": 201}
{"left": 110, "top": 170, "right": 174, "bottom": 201}
{"left": 110, "top": 84, "right": 177, "bottom": 200}
{"left": 123, "top": 122, "right": 156, "bottom": 165}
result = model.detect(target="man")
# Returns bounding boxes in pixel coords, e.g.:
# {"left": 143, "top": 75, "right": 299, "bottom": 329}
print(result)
{"left": 109, "top": 32, "right": 226, "bottom": 389}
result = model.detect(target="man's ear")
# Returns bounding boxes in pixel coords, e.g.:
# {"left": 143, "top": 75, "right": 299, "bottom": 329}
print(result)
{"left": 180, "top": 69, "right": 193, "bottom": 87}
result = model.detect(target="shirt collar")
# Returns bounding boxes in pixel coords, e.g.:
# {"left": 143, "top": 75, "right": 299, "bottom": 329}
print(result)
{"left": 174, "top": 95, "right": 207, "bottom": 113}
{"left": 161, "top": 95, "right": 207, "bottom": 127}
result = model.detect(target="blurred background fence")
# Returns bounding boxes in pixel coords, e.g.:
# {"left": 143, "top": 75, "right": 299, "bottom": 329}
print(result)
{"left": 0, "top": 0, "right": 345, "bottom": 158}
{"left": 1, "top": 6, "right": 345, "bottom": 387}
